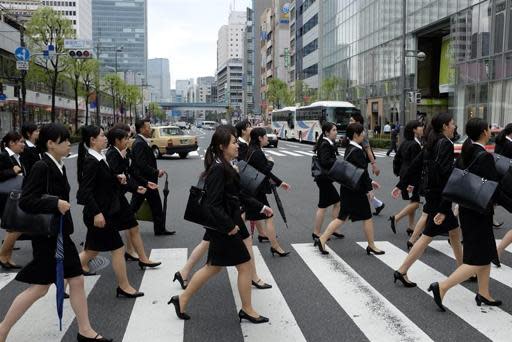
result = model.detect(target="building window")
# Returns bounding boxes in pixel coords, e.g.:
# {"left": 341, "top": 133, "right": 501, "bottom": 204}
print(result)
{"left": 303, "top": 39, "right": 318, "bottom": 57}
{"left": 303, "top": 63, "right": 318, "bottom": 78}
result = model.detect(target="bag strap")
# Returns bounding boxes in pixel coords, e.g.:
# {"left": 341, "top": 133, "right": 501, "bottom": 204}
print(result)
{"left": 463, "top": 150, "right": 486, "bottom": 172}
{"left": 343, "top": 145, "right": 358, "bottom": 161}
{"left": 242, "top": 151, "right": 256, "bottom": 172}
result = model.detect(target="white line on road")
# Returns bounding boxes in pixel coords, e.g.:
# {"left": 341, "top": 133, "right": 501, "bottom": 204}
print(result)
{"left": 278, "top": 150, "right": 303, "bottom": 157}
{"left": 429, "top": 241, "right": 512, "bottom": 289}
{"left": 293, "top": 243, "right": 433, "bottom": 342}
{"left": 294, "top": 151, "right": 315, "bottom": 156}
{"left": 357, "top": 241, "right": 512, "bottom": 342}
{"left": 7, "top": 275, "right": 100, "bottom": 342}
{"left": 265, "top": 150, "right": 286, "bottom": 157}
{"left": 227, "top": 246, "right": 306, "bottom": 342}
{"left": 0, "top": 272, "right": 16, "bottom": 291}
{"left": 123, "top": 248, "right": 187, "bottom": 342}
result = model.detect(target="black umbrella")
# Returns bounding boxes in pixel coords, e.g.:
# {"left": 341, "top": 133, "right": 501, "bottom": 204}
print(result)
{"left": 162, "top": 172, "right": 170, "bottom": 227}
{"left": 270, "top": 183, "right": 289, "bottom": 229}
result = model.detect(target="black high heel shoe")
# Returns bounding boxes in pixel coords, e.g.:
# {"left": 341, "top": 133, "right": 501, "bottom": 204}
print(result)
{"left": 173, "top": 271, "right": 187, "bottom": 289}
{"left": 313, "top": 238, "right": 329, "bottom": 255}
{"left": 168, "top": 295, "right": 191, "bottom": 320}
{"left": 475, "top": 293, "right": 502, "bottom": 307}
{"left": 258, "top": 235, "right": 269, "bottom": 243}
{"left": 312, "top": 233, "right": 330, "bottom": 241}
{"left": 406, "top": 228, "right": 414, "bottom": 236}
{"left": 332, "top": 232, "right": 345, "bottom": 239}
{"left": 393, "top": 271, "right": 417, "bottom": 288}
{"left": 389, "top": 216, "right": 396, "bottom": 234}
{"left": 270, "top": 247, "right": 290, "bottom": 257}
{"left": 252, "top": 279, "right": 272, "bottom": 289}
{"left": 406, "top": 241, "right": 414, "bottom": 250}
{"left": 124, "top": 252, "right": 139, "bottom": 262}
{"left": 491, "top": 257, "right": 501, "bottom": 268}
{"left": 77, "top": 333, "right": 113, "bottom": 342}
{"left": 116, "top": 287, "right": 144, "bottom": 299}
{"left": 238, "top": 309, "right": 269, "bottom": 324}
{"left": 427, "top": 282, "right": 446, "bottom": 312}
{"left": 366, "top": 246, "right": 385, "bottom": 255}
{"left": 138, "top": 260, "right": 162, "bottom": 270}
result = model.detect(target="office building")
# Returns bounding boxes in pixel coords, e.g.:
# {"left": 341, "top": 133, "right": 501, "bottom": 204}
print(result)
{"left": 217, "top": 11, "right": 246, "bottom": 70}
{"left": 243, "top": 7, "right": 254, "bottom": 116}
{"left": 251, "top": 0, "right": 272, "bottom": 115}
{"left": 175, "top": 79, "right": 193, "bottom": 103}
{"left": 148, "top": 58, "right": 171, "bottom": 102}
{"left": 216, "top": 58, "right": 244, "bottom": 116}
{"left": 196, "top": 76, "right": 215, "bottom": 103}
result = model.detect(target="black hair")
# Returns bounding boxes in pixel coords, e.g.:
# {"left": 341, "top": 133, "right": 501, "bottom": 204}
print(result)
{"left": 247, "top": 127, "right": 267, "bottom": 158}
{"left": 107, "top": 128, "right": 128, "bottom": 147}
{"left": 461, "top": 118, "right": 489, "bottom": 168}
{"left": 112, "top": 122, "right": 131, "bottom": 133}
{"left": 203, "top": 125, "right": 237, "bottom": 179}
{"left": 314, "top": 121, "right": 336, "bottom": 152}
{"left": 1, "top": 131, "right": 22, "bottom": 151}
{"left": 77, "top": 125, "right": 102, "bottom": 183}
{"left": 235, "top": 120, "right": 251, "bottom": 138}
{"left": 37, "top": 123, "right": 70, "bottom": 153}
{"left": 403, "top": 120, "right": 423, "bottom": 141}
{"left": 346, "top": 123, "right": 364, "bottom": 140}
{"left": 424, "top": 113, "right": 453, "bottom": 151}
{"left": 496, "top": 123, "right": 512, "bottom": 147}
{"left": 351, "top": 113, "right": 364, "bottom": 125}
{"left": 135, "top": 119, "right": 150, "bottom": 133}
{"left": 21, "top": 122, "right": 38, "bottom": 140}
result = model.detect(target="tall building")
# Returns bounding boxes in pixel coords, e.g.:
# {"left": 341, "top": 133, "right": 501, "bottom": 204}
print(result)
{"left": 251, "top": 0, "right": 272, "bottom": 115}
{"left": 175, "top": 79, "right": 194, "bottom": 103}
{"left": 217, "top": 58, "right": 244, "bottom": 117}
{"left": 217, "top": 11, "right": 246, "bottom": 70}
{"left": 148, "top": 58, "right": 171, "bottom": 102}
{"left": 0, "top": 0, "right": 92, "bottom": 39}
{"left": 92, "top": 0, "right": 147, "bottom": 78}
{"left": 196, "top": 76, "right": 215, "bottom": 103}
{"left": 243, "top": 7, "right": 254, "bottom": 116}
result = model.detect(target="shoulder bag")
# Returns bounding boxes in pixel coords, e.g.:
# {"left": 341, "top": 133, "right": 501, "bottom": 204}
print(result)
{"left": 327, "top": 147, "right": 364, "bottom": 190}
{"left": 493, "top": 153, "right": 512, "bottom": 177}
{"left": 236, "top": 152, "right": 266, "bottom": 195}
{"left": 442, "top": 151, "right": 498, "bottom": 213}
{"left": 183, "top": 177, "right": 218, "bottom": 231}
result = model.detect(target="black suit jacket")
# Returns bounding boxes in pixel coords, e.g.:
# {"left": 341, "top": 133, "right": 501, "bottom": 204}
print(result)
{"left": 237, "top": 140, "right": 249, "bottom": 162}
{"left": 106, "top": 146, "right": 140, "bottom": 194}
{"left": 77, "top": 154, "right": 121, "bottom": 221}
{"left": 20, "top": 145, "right": 41, "bottom": 175}
{"left": 344, "top": 144, "right": 372, "bottom": 192}
{"left": 0, "top": 150, "right": 24, "bottom": 181}
{"left": 247, "top": 147, "right": 282, "bottom": 194}
{"left": 130, "top": 135, "right": 159, "bottom": 184}
{"left": 316, "top": 139, "right": 337, "bottom": 181}
{"left": 495, "top": 139, "right": 512, "bottom": 159}
{"left": 19, "top": 155, "right": 74, "bottom": 235}
{"left": 394, "top": 139, "right": 422, "bottom": 179}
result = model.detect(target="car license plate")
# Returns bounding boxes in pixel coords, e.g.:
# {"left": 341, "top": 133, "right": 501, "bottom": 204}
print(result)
{"left": 180, "top": 139, "right": 188, "bottom": 144}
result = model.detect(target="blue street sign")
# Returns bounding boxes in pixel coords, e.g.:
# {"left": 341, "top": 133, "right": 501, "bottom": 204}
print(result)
{"left": 47, "top": 44, "right": 55, "bottom": 52}
{"left": 0, "top": 94, "right": 6, "bottom": 101}
{"left": 15, "top": 47, "right": 30, "bottom": 61}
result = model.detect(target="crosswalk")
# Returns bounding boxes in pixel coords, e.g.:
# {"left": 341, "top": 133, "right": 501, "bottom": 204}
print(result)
{"left": 1, "top": 239, "right": 510, "bottom": 341}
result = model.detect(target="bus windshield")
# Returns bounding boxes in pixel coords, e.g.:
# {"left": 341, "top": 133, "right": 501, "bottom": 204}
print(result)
{"left": 333, "top": 107, "right": 359, "bottom": 133}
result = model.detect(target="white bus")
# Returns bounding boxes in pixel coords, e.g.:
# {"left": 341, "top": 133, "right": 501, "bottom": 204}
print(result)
{"left": 201, "top": 121, "right": 218, "bottom": 130}
{"left": 270, "top": 107, "right": 296, "bottom": 140}
{"left": 294, "top": 101, "right": 360, "bottom": 143}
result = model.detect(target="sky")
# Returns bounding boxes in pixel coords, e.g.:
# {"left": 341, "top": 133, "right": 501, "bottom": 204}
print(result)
{"left": 147, "top": 0, "right": 251, "bottom": 89}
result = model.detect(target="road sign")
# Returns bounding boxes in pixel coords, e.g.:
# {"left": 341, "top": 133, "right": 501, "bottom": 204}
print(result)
{"left": 0, "top": 94, "right": 6, "bottom": 101}
{"left": 14, "top": 47, "right": 30, "bottom": 61}
{"left": 64, "top": 39, "right": 92, "bottom": 49}
{"left": 16, "top": 61, "right": 29, "bottom": 71}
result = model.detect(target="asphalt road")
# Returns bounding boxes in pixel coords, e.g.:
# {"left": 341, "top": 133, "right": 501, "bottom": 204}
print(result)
{"left": 1, "top": 128, "right": 511, "bottom": 342}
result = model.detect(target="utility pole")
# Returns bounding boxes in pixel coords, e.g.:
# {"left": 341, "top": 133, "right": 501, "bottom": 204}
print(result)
{"left": 399, "top": 0, "right": 406, "bottom": 128}
{"left": 19, "top": 18, "right": 26, "bottom": 125}
{"left": 95, "top": 39, "right": 101, "bottom": 126}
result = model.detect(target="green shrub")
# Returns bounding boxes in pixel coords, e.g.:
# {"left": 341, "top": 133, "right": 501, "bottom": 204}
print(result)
{"left": 70, "top": 135, "right": 81, "bottom": 144}
{"left": 369, "top": 138, "right": 391, "bottom": 149}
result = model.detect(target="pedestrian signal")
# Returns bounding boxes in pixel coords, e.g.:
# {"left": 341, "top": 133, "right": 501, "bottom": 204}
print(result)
{"left": 68, "top": 50, "right": 92, "bottom": 59}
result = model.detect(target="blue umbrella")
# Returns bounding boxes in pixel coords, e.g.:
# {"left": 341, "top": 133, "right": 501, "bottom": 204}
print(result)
{"left": 55, "top": 216, "right": 64, "bottom": 331}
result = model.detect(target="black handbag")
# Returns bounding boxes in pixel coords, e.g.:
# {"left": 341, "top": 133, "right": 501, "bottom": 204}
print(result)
{"left": 0, "top": 175, "right": 23, "bottom": 194}
{"left": 183, "top": 179, "right": 217, "bottom": 231}
{"left": 311, "top": 156, "right": 324, "bottom": 178}
{"left": 1, "top": 165, "right": 59, "bottom": 236}
{"left": 442, "top": 152, "right": 498, "bottom": 213}
{"left": 493, "top": 153, "right": 512, "bottom": 177}
{"left": 327, "top": 148, "right": 364, "bottom": 190}
{"left": 237, "top": 152, "right": 266, "bottom": 195}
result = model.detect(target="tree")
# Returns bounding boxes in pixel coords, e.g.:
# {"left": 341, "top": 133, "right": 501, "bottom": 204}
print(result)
{"left": 81, "top": 59, "right": 99, "bottom": 126}
{"left": 148, "top": 102, "right": 165, "bottom": 122}
{"left": 266, "top": 79, "right": 294, "bottom": 109}
{"left": 63, "top": 58, "right": 83, "bottom": 132}
{"left": 320, "top": 76, "right": 342, "bottom": 100}
{"left": 125, "top": 84, "right": 142, "bottom": 124}
{"left": 102, "top": 73, "right": 124, "bottom": 123}
{"left": 292, "top": 80, "right": 317, "bottom": 106}
{"left": 26, "top": 7, "right": 75, "bottom": 122}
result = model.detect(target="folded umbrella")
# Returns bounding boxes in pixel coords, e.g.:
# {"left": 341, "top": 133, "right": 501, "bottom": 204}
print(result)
{"left": 270, "top": 184, "right": 289, "bottom": 229}
{"left": 162, "top": 172, "right": 170, "bottom": 227}
{"left": 55, "top": 215, "right": 64, "bottom": 331}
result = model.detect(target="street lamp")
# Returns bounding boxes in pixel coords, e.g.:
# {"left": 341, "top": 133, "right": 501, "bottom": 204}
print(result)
{"left": 114, "top": 45, "right": 124, "bottom": 75}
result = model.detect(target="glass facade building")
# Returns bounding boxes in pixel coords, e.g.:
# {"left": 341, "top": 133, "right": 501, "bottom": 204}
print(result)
{"left": 92, "top": 0, "right": 147, "bottom": 78}
{"left": 321, "top": 0, "right": 512, "bottom": 130}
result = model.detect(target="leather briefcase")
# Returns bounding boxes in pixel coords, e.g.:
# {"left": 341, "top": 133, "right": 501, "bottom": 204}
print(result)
{"left": 327, "top": 149, "right": 364, "bottom": 190}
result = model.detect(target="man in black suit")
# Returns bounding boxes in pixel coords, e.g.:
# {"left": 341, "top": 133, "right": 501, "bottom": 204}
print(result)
{"left": 130, "top": 119, "right": 175, "bottom": 236}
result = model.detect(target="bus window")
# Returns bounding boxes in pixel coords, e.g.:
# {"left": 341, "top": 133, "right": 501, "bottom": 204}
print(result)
{"left": 287, "top": 113, "right": 294, "bottom": 129}
{"left": 333, "top": 108, "right": 351, "bottom": 133}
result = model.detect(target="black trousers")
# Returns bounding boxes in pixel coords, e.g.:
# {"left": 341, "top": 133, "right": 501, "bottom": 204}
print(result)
{"left": 387, "top": 141, "right": 397, "bottom": 155}
{"left": 130, "top": 188, "right": 165, "bottom": 233}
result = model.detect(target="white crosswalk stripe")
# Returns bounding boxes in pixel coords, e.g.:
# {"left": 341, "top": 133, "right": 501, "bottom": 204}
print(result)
{"left": 293, "top": 243, "right": 433, "bottom": 342}
{"left": 0, "top": 272, "right": 16, "bottom": 291}
{"left": 294, "top": 151, "right": 315, "bottom": 156}
{"left": 265, "top": 150, "right": 286, "bottom": 157}
{"left": 278, "top": 150, "right": 303, "bottom": 157}
{"left": 358, "top": 241, "right": 512, "bottom": 342}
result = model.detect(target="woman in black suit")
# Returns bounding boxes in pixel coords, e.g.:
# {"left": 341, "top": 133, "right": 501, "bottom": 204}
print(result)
{"left": 169, "top": 126, "right": 269, "bottom": 324}
{"left": 77, "top": 125, "right": 143, "bottom": 299}
{"left": 428, "top": 118, "right": 503, "bottom": 311}
{"left": 245, "top": 127, "right": 291, "bottom": 256}
{"left": 316, "top": 123, "right": 384, "bottom": 255}
{"left": 389, "top": 120, "right": 424, "bottom": 237}
{"left": 391, "top": 113, "right": 462, "bottom": 287}
{"left": 0, "top": 132, "right": 26, "bottom": 269}
{"left": 20, "top": 122, "right": 40, "bottom": 175}
{"left": 312, "top": 122, "right": 343, "bottom": 241}
{"left": 494, "top": 123, "right": 512, "bottom": 261}
{"left": 0, "top": 124, "right": 112, "bottom": 342}
{"left": 105, "top": 128, "right": 161, "bottom": 269}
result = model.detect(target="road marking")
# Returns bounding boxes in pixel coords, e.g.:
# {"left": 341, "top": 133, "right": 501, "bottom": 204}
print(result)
{"left": 189, "top": 151, "right": 199, "bottom": 157}
{"left": 294, "top": 150, "right": 315, "bottom": 156}
{"left": 123, "top": 248, "right": 187, "bottom": 342}
{"left": 279, "top": 150, "right": 303, "bottom": 157}
{"left": 265, "top": 150, "right": 286, "bottom": 157}
{"left": 429, "top": 241, "right": 512, "bottom": 289}
{"left": 0, "top": 272, "right": 16, "bottom": 291}
{"left": 7, "top": 275, "right": 100, "bottom": 342}
{"left": 227, "top": 246, "right": 306, "bottom": 342}
{"left": 293, "top": 243, "right": 433, "bottom": 342}
{"left": 357, "top": 241, "right": 512, "bottom": 342}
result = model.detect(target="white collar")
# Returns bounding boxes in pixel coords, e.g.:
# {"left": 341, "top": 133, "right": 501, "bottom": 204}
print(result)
{"left": 88, "top": 148, "right": 106, "bottom": 163}
{"left": 114, "top": 146, "right": 123, "bottom": 156}
{"left": 5, "top": 147, "right": 18, "bottom": 158}
{"left": 138, "top": 134, "right": 151, "bottom": 145}
{"left": 323, "top": 137, "right": 334, "bottom": 146}
{"left": 25, "top": 140, "right": 35, "bottom": 148}
{"left": 414, "top": 137, "right": 422, "bottom": 146}
{"left": 349, "top": 140, "right": 363, "bottom": 150}
{"left": 473, "top": 141, "right": 486, "bottom": 150}
{"left": 45, "top": 152, "right": 64, "bottom": 174}
{"left": 506, "top": 136, "right": 512, "bottom": 143}
{"left": 238, "top": 137, "right": 248, "bottom": 145}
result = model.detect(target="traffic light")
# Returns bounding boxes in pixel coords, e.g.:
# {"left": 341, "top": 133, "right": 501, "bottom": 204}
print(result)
{"left": 68, "top": 49, "right": 92, "bottom": 59}
{"left": 415, "top": 92, "right": 422, "bottom": 104}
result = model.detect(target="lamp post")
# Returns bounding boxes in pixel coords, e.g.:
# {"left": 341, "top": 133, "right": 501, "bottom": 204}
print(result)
{"left": 114, "top": 45, "right": 124, "bottom": 75}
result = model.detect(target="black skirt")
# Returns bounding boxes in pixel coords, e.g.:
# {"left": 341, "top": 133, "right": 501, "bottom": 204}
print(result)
{"left": 204, "top": 217, "right": 251, "bottom": 266}
{"left": 423, "top": 211, "right": 459, "bottom": 237}
{"left": 316, "top": 179, "right": 340, "bottom": 208}
{"left": 114, "top": 196, "right": 139, "bottom": 232}
{"left": 459, "top": 207, "right": 497, "bottom": 266}
{"left": 245, "top": 191, "right": 273, "bottom": 221}
{"left": 401, "top": 188, "right": 420, "bottom": 203}
{"left": 338, "top": 186, "right": 372, "bottom": 222}
{"left": 84, "top": 214, "right": 125, "bottom": 252}
{"left": 16, "top": 234, "right": 83, "bottom": 285}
